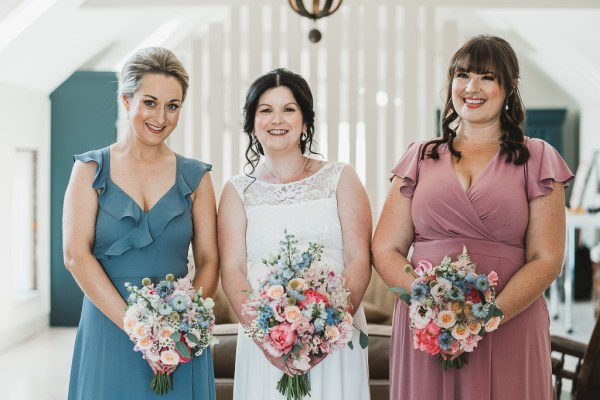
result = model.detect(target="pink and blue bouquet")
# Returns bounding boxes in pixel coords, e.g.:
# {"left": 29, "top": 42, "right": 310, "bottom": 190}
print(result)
{"left": 243, "top": 230, "right": 368, "bottom": 400}
{"left": 123, "top": 274, "right": 217, "bottom": 394}
{"left": 392, "top": 246, "right": 504, "bottom": 371}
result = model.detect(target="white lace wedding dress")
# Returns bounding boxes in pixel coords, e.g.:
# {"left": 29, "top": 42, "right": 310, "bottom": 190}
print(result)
{"left": 230, "top": 162, "right": 370, "bottom": 400}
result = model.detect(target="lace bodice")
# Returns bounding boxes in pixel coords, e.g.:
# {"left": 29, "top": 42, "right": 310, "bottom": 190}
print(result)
{"left": 230, "top": 162, "right": 345, "bottom": 208}
{"left": 230, "top": 162, "right": 347, "bottom": 288}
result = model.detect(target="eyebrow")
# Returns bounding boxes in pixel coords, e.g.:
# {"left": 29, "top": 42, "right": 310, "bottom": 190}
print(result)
{"left": 257, "top": 102, "right": 299, "bottom": 108}
{"left": 142, "top": 94, "right": 182, "bottom": 103}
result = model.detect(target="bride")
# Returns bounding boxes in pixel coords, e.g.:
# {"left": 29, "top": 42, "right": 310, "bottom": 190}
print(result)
{"left": 218, "top": 68, "right": 372, "bottom": 400}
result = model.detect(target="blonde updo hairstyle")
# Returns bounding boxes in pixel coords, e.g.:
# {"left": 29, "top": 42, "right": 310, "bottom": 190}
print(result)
{"left": 119, "top": 47, "right": 189, "bottom": 102}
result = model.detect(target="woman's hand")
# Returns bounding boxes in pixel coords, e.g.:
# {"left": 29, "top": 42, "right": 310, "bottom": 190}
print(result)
{"left": 255, "top": 341, "right": 302, "bottom": 376}
{"left": 146, "top": 359, "right": 178, "bottom": 375}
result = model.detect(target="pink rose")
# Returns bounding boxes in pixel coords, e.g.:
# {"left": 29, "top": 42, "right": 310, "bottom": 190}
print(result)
{"left": 297, "top": 289, "right": 329, "bottom": 309}
{"left": 269, "top": 323, "right": 297, "bottom": 353}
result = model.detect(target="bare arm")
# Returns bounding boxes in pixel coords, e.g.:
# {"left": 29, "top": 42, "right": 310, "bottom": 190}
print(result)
{"left": 218, "top": 181, "right": 300, "bottom": 374}
{"left": 62, "top": 160, "right": 127, "bottom": 330}
{"left": 218, "top": 181, "right": 254, "bottom": 325}
{"left": 371, "top": 177, "right": 416, "bottom": 292}
{"left": 495, "top": 181, "right": 566, "bottom": 324}
{"left": 337, "top": 166, "right": 373, "bottom": 312}
{"left": 191, "top": 172, "right": 219, "bottom": 299}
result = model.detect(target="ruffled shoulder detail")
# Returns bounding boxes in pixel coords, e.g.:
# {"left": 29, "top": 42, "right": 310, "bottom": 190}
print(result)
{"left": 390, "top": 140, "right": 427, "bottom": 198}
{"left": 525, "top": 137, "right": 574, "bottom": 201}
{"left": 73, "top": 147, "right": 108, "bottom": 196}
{"left": 99, "top": 154, "right": 210, "bottom": 260}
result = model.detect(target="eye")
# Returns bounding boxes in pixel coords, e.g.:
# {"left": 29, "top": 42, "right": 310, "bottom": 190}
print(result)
{"left": 259, "top": 107, "right": 272, "bottom": 113}
{"left": 144, "top": 100, "right": 156, "bottom": 107}
{"left": 284, "top": 107, "right": 297, "bottom": 112}
{"left": 166, "top": 103, "right": 179, "bottom": 111}
{"left": 482, "top": 75, "right": 496, "bottom": 81}
{"left": 454, "top": 71, "right": 469, "bottom": 79}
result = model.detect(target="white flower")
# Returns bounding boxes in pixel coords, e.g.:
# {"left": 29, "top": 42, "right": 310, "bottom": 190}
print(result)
{"left": 293, "top": 355, "right": 311, "bottom": 371}
{"left": 451, "top": 324, "right": 470, "bottom": 340}
{"left": 266, "top": 285, "right": 285, "bottom": 299}
{"left": 160, "top": 350, "right": 180, "bottom": 366}
{"left": 484, "top": 316, "right": 502, "bottom": 332}
{"left": 435, "top": 310, "right": 457, "bottom": 329}
{"left": 202, "top": 298, "right": 215, "bottom": 310}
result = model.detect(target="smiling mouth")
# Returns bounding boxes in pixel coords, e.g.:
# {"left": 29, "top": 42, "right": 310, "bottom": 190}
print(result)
{"left": 268, "top": 129, "right": 288, "bottom": 135}
{"left": 146, "top": 123, "right": 165, "bottom": 133}
{"left": 464, "top": 98, "right": 485, "bottom": 106}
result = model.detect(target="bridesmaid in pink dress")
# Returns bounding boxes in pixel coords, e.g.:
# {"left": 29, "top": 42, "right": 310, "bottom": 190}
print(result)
{"left": 372, "top": 35, "right": 574, "bottom": 399}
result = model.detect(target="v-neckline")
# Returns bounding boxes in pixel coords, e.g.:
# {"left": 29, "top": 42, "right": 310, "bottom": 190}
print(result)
{"left": 448, "top": 146, "right": 500, "bottom": 194}
{"left": 107, "top": 147, "right": 179, "bottom": 214}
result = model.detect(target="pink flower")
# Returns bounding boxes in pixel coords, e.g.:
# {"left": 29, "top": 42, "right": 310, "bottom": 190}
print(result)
{"left": 414, "top": 260, "right": 433, "bottom": 277}
{"left": 413, "top": 323, "right": 441, "bottom": 355}
{"left": 297, "top": 289, "right": 329, "bottom": 309}
{"left": 269, "top": 323, "right": 297, "bottom": 353}
{"left": 487, "top": 271, "right": 499, "bottom": 286}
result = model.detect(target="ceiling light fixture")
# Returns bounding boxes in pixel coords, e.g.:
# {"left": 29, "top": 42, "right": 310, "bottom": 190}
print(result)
{"left": 288, "top": 0, "right": 343, "bottom": 43}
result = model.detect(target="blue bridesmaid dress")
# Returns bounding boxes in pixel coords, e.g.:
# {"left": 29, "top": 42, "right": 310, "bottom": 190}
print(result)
{"left": 67, "top": 146, "right": 216, "bottom": 400}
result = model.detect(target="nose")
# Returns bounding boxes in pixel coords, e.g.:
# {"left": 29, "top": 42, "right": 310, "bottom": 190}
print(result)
{"left": 466, "top": 77, "right": 480, "bottom": 93}
{"left": 272, "top": 111, "right": 283, "bottom": 124}
{"left": 154, "top": 107, "right": 166, "bottom": 124}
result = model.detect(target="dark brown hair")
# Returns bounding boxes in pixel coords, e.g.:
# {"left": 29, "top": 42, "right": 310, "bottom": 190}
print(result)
{"left": 423, "top": 35, "right": 529, "bottom": 165}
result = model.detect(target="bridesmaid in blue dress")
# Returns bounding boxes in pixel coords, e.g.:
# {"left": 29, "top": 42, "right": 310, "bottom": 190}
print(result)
{"left": 63, "top": 47, "right": 218, "bottom": 399}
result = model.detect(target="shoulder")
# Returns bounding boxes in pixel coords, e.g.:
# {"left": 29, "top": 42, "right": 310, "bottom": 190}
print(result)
{"left": 177, "top": 154, "right": 212, "bottom": 191}
{"left": 178, "top": 154, "right": 212, "bottom": 174}
{"left": 73, "top": 146, "right": 107, "bottom": 166}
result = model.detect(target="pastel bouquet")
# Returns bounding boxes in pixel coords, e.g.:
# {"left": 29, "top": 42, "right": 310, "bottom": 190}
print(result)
{"left": 123, "top": 274, "right": 217, "bottom": 395}
{"left": 392, "top": 246, "right": 503, "bottom": 371}
{"left": 243, "top": 230, "right": 368, "bottom": 400}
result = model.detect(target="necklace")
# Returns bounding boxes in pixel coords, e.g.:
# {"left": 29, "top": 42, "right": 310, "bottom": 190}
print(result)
{"left": 263, "top": 157, "right": 310, "bottom": 184}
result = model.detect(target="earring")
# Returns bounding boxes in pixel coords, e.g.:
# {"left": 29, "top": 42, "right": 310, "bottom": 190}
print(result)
{"left": 301, "top": 131, "right": 308, "bottom": 141}
{"left": 505, "top": 103, "right": 509, "bottom": 111}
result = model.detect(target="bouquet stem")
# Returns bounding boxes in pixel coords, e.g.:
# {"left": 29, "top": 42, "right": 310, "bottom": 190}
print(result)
{"left": 276, "top": 373, "right": 311, "bottom": 400}
{"left": 151, "top": 371, "right": 173, "bottom": 395}
{"left": 438, "top": 353, "right": 468, "bottom": 371}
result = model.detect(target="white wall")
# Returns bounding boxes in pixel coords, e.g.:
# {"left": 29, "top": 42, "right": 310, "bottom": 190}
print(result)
{"left": 0, "top": 84, "right": 51, "bottom": 352}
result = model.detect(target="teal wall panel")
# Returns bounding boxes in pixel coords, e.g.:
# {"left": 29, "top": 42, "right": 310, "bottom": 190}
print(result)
{"left": 50, "top": 71, "right": 117, "bottom": 326}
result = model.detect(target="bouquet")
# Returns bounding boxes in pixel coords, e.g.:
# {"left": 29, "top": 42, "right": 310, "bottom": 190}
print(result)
{"left": 243, "top": 230, "right": 368, "bottom": 400}
{"left": 391, "top": 246, "right": 503, "bottom": 371}
{"left": 123, "top": 274, "right": 217, "bottom": 395}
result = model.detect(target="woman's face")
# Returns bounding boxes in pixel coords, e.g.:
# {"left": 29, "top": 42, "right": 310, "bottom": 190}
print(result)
{"left": 123, "top": 73, "right": 183, "bottom": 146}
{"left": 254, "top": 86, "right": 306, "bottom": 154}
{"left": 451, "top": 69, "right": 506, "bottom": 127}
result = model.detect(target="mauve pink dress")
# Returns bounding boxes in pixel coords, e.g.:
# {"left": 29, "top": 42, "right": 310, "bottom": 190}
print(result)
{"left": 389, "top": 138, "right": 573, "bottom": 400}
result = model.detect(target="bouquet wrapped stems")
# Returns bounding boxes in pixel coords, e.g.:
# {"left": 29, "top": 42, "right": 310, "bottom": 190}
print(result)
{"left": 277, "top": 374, "right": 311, "bottom": 400}
{"left": 151, "top": 371, "right": 173, "bottom": 395}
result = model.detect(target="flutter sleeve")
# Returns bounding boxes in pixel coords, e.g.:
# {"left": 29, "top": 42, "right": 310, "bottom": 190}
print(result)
{"left": 390, "top": 140, "right": 426, "bottom": 198}
{"left": 525, "top": 138, "right": 574, "bottom": 201}
{"left": 73, "top": 148, "right": 107, "bottom": 196}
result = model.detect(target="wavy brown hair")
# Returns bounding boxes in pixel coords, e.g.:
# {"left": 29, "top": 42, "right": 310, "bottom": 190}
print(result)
{"left": 423, "top": 35, "right": 529, "bottom": 165}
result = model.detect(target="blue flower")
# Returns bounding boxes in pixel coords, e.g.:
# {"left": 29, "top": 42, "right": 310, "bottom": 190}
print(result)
{"left": 295, "top": 253, "right": 312, "bottom": 270}
{"left": 157, "top": 302, "right": 173, "bottom": 316}
{"left": 474, "top": 275, "right": 490, "bottom": 291}
{"left": 178, "top": 322, "right": 190, "bottom": 332}
{"left": 472, "top": 303, "right": 489, "bottom": 318}
{"left": 325, "top": 307, "right": 339, "bottom": 325}
{"left": 438, "top": 332, "right": 454, "bottom": 351}
{"left": 282, "top": 268, "right": 294, "bottom": 280}
{"left": 445, "top": 287, "right": 465, "bottom": 301}
{"left": 314, "top": 318, "right": 325, "bottom": 332}
{"left": 465, "top": 272, "right": 476, "bottom": 283}
{"left": 411, "top": 284, "right": 429, "bottom": 302}
{"left": 171, "top": 293, "right": 190, "bottom": 313}
{"left": 269, "top": 273, "right": 285, "bottom": 286}
{"left": 156, "top": 281, "right": 173, "bottom": 298}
